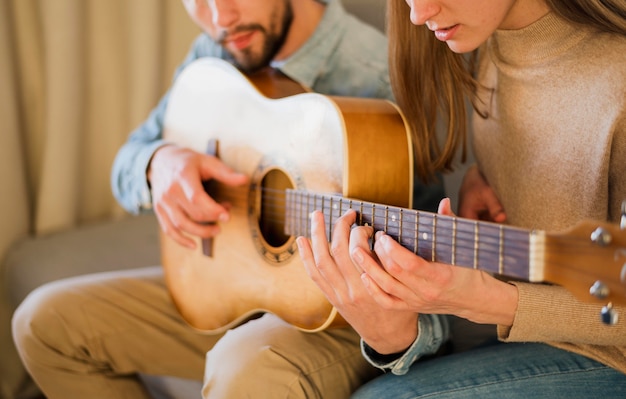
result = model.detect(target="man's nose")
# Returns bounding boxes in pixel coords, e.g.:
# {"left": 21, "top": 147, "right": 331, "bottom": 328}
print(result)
{"left": 208, "top": 0, "right": 239, "bottom": 28}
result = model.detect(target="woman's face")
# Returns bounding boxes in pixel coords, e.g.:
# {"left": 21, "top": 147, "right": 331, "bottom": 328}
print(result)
{"left": 404, "top": 0, "right": 549, "bottom": 53}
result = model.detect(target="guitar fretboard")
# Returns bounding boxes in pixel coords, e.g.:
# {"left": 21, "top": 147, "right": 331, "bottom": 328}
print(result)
{"left": 285, "top": 189, "right": 543, "bottom": 281}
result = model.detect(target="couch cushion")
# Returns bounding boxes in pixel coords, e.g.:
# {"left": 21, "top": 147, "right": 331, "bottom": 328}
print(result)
{"left": 4, "top": 214, "right": 161, "bottom": 307}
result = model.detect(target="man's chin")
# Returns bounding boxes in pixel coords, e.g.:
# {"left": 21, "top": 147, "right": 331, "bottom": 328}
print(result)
{"left": 232, "top": 55, "right": 268, "bottom": 74}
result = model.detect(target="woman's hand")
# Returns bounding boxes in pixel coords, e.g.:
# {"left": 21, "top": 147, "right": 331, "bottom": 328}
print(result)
{"left": 356, "top": 198, "right": 518, "bottom": 327}
{"left": 298, "top": 197, "right": 519, "bottom": 355}
{"left": 148, "top": 144, "right": 248, "bottom": 249}
{"left": 458, "top": 165, "right": 506, "bottom": 223}
{"left": 297, "top": 210, "right": 419, "bottom": 355}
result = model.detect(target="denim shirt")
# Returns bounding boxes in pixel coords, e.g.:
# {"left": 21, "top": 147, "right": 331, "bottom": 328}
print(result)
{"left": 361, "top": 314, "right": 451, "bottom": 375}
{"left": 111, "top": 0, "right": 394, "bottom": 213}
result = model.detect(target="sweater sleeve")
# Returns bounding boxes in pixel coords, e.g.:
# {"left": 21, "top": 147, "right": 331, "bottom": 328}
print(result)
{"left": 499, "top": 282, "right": 626, "bottom": 344}
{"left": 498, "top": 282, "right": 626, "bottom": 373}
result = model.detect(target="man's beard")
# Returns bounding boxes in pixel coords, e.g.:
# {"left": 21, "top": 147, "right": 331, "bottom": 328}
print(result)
{"left": 226, "top": 3, "right": 293, "bottom": 74}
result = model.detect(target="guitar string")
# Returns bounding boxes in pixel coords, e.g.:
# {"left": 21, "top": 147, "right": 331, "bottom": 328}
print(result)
{"left": 209, "top": 185, "right": 596, "bottom": 249}
{"left": 203, "top": 186, "right": 602, "bottom": 270}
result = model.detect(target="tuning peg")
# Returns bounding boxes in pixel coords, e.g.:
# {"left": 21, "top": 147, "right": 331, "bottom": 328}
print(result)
{"left": 590, "top": 227, "right": 612, "bottom": 246}
{"left": 601, "top": 303, "right": 618, "bottom": 326}
{"left": 590, "top": 280, "right": 610, "bottom": 299}
{"left": 621, "top": 201, "right": 626, "bottom": 230}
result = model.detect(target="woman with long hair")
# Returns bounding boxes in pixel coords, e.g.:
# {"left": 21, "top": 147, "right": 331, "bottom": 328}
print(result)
{"left": 298, "top": 0, "right": 626, "bottom": 397}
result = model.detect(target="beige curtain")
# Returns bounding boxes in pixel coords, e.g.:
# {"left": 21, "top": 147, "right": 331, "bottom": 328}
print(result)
{"left": 0, "top": 0, "right": 198, "bottom": 397}
{"left": 1, "top": 0, "right": 198, "bottom": 237}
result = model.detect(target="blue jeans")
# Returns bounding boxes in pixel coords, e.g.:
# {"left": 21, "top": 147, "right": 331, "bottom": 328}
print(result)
{"left": 352, "top": 341, "right": 626, "bottom": 398}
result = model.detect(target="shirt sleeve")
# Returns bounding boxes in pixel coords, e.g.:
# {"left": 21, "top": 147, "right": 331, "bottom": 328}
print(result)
{"left": 361, "top": 314, "right": 450, "bottom": 375}
{"left": 110, "top": 97, "right": 171, "bottom": 214}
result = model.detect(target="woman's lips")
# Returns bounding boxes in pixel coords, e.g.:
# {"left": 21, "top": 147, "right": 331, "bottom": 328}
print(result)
{"left": 433, "top": 24, "right": 460, "bottom": 42}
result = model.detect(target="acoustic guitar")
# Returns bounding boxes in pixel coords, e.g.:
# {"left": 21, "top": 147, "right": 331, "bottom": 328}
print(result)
{"left": 161, "top": 58, "right": 625, "bottom": 333}
{"left": 161, "top": 57, "right": 412, "bottom": 333}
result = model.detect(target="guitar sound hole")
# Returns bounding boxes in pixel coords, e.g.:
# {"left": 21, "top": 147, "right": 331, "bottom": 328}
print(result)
{"left": 259, "top": 169, "right": 292, "bottom": 248}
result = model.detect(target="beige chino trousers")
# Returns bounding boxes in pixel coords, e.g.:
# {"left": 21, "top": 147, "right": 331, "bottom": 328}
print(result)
{"left": 12, "top": 266, "right": 378, "bottom": 399}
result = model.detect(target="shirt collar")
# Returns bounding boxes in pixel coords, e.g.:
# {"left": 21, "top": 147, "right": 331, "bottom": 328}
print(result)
{"left": 276, "top": 0, "right": 347, "bottom": 89}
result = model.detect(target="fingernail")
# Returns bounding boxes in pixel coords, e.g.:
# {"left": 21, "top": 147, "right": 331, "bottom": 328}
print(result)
{"left": 218, "top": 213, "right": 229, "bottom": 222}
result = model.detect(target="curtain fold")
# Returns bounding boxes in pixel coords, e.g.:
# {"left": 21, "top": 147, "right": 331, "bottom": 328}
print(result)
{"left": 2, "top": 0, "right": 198, "bottom": 237}
{"left": 0, "top": 0, "right": 29, "bottom": 259}
{"left": 0, "top": 1, "right": 198, "bottom": 397}
{"left": 36, "top": 0, "right": 85, "bottom": 233}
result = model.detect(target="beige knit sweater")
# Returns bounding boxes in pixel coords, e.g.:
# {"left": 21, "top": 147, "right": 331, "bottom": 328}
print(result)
{"left": 472, "top": 12, "right": 626, "bottom": 373}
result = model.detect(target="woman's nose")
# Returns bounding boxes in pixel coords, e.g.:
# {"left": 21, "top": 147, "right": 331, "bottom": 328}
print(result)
{"left": 406, "top": 0, "right": 440, "bottom": 26}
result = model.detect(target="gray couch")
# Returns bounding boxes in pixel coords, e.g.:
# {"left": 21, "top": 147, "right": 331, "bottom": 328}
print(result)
{"left": 0, "top": 1, "right": 475, "bottom": 398}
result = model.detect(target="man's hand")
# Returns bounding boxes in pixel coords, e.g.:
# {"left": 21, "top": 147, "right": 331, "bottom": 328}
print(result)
{"left": 148, "top": 144, "right": 248, "bottom": 249}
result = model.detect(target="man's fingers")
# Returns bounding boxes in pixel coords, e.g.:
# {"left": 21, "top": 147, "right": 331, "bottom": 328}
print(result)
{"left": 202, "top": 156, "right": 248, "bottom": 187}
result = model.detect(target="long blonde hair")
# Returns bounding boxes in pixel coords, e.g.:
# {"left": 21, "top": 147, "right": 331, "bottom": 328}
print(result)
{"left": 387, "top": 0, "right": 626, "bottom": 182}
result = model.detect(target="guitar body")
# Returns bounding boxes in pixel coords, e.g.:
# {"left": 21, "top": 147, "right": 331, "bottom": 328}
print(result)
{"left": 161, "top": 58, "right": 413, "bottom": 333}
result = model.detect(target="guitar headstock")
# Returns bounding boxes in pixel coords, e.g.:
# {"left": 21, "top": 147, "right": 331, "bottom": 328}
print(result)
{"left": 543, "top": 219, "right": 626, "bottom": 323}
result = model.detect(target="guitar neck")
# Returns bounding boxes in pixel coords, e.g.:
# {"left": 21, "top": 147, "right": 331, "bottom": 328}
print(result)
{"left": 285, "top": 189, "right": 546, "bottom": 282}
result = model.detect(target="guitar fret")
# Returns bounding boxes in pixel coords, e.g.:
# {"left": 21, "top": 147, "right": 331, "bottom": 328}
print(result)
{"left": 452, "top": 218, "right": 457, "bottom": 265}
{"left": 308, "top": 192, "right": 312, "bottom": 236}
{"left": 296, "top": 191, "right": 301, "bottom": 235}
{"left": 398, "top": 209, "right": 403, "bottom": 245}
{"left": 304, "top": 191, "right": 308, "bottom": 236}
{"left": 498, "top": 225, "right": 504, "bottom": 275}
{"left": 300, "top": 191, "right": 305, "bottom": 237}
{"left": 292, "top": 190, "right": 297, "bottom": 236}
{"left": 414, "top": 211, "right": 418, "bottom": 254}
{"left": 310, "top": 192, "right": 314, "bottom": 237}
{"left": 339, "top": 197, "right": 343, "bottom": 219}
{"left": 324, "top": 196, "right": 330, "bottom": 238}
{"left": 384, "top": 206, "right": 389, "bottom": 233}
{"left": 293, "top": 191, "right": 296, "bottom": 234}
{"left": 432, "top": 215, "right": 437, "bottom": 262}
{"left": 372, "top": 203, "right": 376, "bottom": 230}
{"left": 359, "top": 201, "right": 364, "bottom": 226}
{"left": 285, "top": 190, "right": 291, "bottom": 235}
{"left": 302, "top": 191, "right": 307, "bottom": 237}
{"left": 284, "top": 189, "right": 532, "bottom": 283}
{"left": 473, "top": 221, "right": 479, "bottom": 269}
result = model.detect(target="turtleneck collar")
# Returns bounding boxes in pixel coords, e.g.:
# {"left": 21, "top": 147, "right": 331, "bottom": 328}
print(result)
{"left": 489, "top": 12, "right": 588, "bottom": 66}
